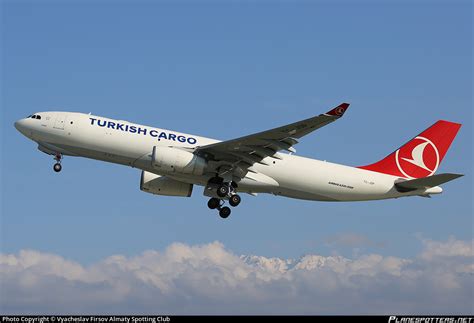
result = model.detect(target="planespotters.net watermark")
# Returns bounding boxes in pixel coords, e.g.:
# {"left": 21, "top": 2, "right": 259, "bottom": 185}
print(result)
{"left": 389, "top": 317, "right": 473, "bottom": 323}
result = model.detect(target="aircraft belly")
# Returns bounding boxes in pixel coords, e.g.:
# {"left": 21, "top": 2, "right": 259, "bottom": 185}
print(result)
{"left": 49, "top": 142, "right": 137, "bottom": 166}
{"left": 256, "top": 155, "right": 399, "bottom": 201}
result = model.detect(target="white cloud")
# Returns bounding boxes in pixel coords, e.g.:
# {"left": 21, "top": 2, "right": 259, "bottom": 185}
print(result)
{"left": 420, "top": 236, "right": 474, "bottom": 260}
{"left": 1, "top": 238, "right": 473, "bottom": 314}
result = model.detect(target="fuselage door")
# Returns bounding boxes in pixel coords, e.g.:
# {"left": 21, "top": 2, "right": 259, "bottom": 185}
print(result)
{"left": 53, "top": 114, "right": 67, "bottom": 130}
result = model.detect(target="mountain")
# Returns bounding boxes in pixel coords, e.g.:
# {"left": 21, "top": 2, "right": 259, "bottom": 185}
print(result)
{"left": 240, "top": 254, "right": 348, "bottom": 273}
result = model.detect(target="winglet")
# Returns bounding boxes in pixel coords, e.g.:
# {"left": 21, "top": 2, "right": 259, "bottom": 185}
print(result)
{"left": 325, "top": 103, "right": 350, "bottom": 118}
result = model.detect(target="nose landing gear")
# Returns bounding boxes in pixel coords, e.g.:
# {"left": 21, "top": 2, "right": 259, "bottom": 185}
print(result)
{"left": 53, "top": 153, "right": 62, "bottom": 172}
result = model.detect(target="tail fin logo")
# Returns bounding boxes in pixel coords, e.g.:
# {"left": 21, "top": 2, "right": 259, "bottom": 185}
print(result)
{"left": 334, "top": 106, "right": 347, "bottom": 116}
{"left": 395, "top": 136, "right": 440, "bottom": 178}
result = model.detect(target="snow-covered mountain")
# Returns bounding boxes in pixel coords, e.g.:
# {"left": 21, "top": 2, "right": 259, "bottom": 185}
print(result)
{"left": 240, "top": 254, "right": 348, "bottom": 273}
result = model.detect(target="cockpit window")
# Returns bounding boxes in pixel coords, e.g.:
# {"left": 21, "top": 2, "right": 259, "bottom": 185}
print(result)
{"left": 36, "top": 115, "right": 41, "bottom": 120}
{"left": 30, "top": 115, "right": 42, "bottom": 120}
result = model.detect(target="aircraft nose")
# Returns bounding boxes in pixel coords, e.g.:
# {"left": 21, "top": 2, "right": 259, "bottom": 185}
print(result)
{"left": 14, "top": 119, "right": 28, "bottom": 135}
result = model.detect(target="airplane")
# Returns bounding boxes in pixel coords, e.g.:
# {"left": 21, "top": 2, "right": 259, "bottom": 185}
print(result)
{"left": 14, "top": 103, "right": 463, "bottom": 219}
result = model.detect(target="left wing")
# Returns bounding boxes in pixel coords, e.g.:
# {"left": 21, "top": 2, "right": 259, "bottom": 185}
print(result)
{"left": 195, "top": 103, "right": 350, "bottom": 172}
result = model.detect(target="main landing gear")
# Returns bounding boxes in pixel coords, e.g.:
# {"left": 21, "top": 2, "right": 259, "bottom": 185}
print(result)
{"left": 207, "top": 182, "right": 242, "bottom": 219}
{"left": 53, "top": 153, "right": 62, "bottom": 173}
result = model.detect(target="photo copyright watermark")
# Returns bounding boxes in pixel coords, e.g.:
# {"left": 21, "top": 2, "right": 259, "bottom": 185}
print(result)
{"left": 1, "top": 317, "right": 171, "bottom": 323}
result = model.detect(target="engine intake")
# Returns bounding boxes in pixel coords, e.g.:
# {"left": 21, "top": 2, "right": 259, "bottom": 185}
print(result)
{"left": 140, "top": 171, "right": 193, "bottom": 197}
{"left": 151, "top": 146, "right": 206, "bottom": 175}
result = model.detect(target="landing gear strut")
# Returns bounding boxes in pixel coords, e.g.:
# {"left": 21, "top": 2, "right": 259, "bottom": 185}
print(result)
{"left": 53, "top": 153, "right": 62, "bottom": 173}
{"left": 206, "top": 180, "right": 242, "bottom": 219}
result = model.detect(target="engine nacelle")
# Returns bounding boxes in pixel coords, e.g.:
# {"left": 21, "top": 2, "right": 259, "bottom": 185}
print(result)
{"left": 140, "top": 171, "right": 193, "bottom": 197}
{"left": 151, "top": 146, "right": 206, "bottom": 175}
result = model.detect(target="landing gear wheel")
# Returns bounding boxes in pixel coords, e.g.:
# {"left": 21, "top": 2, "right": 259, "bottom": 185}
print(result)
{"left": 219, "top": 206, "right": 231, "bottom": 219}
{"left": 53, "top": 153, "right": 63, "bottom": 173}
{"left": 207, "top": 198, "right": 220, "bottom": 210}
{"left": 217, "top": 185, "right": 229, "bottom": 198}
{"left": 229, "top": 194, "right": 241, "bottom": 207}
{"left": 53, "top": 163, "right": 62, "bottom": 173}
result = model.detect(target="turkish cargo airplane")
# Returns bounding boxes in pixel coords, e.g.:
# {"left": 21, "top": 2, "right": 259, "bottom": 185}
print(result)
{"left": 14, "top": 103, "right": 462, "bottom": 218}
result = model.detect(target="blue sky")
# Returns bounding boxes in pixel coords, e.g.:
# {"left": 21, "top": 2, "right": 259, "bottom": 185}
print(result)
{"left": 1, "top": 0, "right": 472, "bottom": 313}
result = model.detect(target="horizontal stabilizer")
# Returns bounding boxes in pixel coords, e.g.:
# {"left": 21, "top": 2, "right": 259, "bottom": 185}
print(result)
{"left": 395, "top": 173, "right": 463, "bottom": 192}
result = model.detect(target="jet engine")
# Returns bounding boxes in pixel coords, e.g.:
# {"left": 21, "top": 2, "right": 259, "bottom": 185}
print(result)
{"left": 151, "top": 146, "right": 206, "bottom": 175}
{"left": 140, "top": 171, "right": 193, "bottom": 197}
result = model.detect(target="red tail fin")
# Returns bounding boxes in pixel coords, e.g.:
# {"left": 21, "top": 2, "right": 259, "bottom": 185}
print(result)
{"left": 358, "top": 120, "right": 462, "bottom": 178}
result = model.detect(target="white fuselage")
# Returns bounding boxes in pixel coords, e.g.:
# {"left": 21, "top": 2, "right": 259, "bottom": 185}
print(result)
{"left": 14, "top": 111, "right": 439, "bottom": 202}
